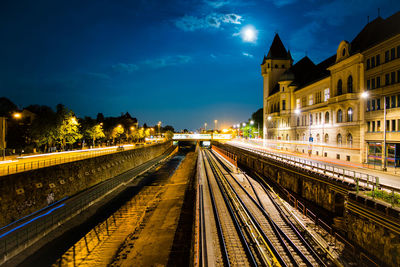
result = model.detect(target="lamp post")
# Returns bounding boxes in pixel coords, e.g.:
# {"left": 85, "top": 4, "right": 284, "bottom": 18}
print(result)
{"left": 362, "top": 91, "right": 387, "bottom": 171}
{"left": 204, "top": 122, "right": 207, "bottom": 132}
{"left": 250, "top": 120, "right": 254, "bottom": 138}
{"left": 214, "top": 120, "right": 218, "bottom": 132}
{"left": 158, "top": 121, "right": 161, "bottom": 137}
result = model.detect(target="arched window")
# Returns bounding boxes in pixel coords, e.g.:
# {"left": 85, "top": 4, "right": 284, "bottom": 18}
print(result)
{"left": 296, "top": 133, "right": 299, "bottom": 140}
{"left": 347, "top": 107, "right": 353, "bottom": 122}
{"left": 286, "top": 134, "right": 289, "bottom": 140}
{"left": 337, "top": 133, "right": 342, "bottom": 145}
{"left": 268, "top": 63, "right": 270, "bottom": 68}
{"left": 347, "top": 75, "right": 353, "bottom": 93}
{"left": 342, "top": 48, "right": 346, "bottom": 56}
{"left": 325, "top": 112, "right": 330, "bottom": 123}
{"left": 303, "top": 133, "right": 306, "bottom": 141}
{"left": 347, "top": 133, "right": 353, "bottom": 146}
{"left": 324, "top": 133, "right": 329, "bottom": 143}
{"left": 275, "top": 64, "right": 278, "bottom": 68}
{"left": 337, "top": 79, "right": 343, "bottom": 96}
{"left": 316, "top": 134, "right": 320, "bottom": 142}
{"left": 337, "top": 109, "right": 343, "bottom": 123}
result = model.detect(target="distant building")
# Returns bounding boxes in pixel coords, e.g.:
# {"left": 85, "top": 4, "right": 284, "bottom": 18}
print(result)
{"left": 262, "top": 11, "right": 400, "bottom": 166}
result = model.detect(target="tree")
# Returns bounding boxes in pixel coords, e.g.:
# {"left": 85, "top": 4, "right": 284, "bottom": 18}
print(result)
{"left": 165, "top": 130, "right": 174, "bottom": 140}
{"left": 163, "top": 125, "right": 175, "bottom": 133}
{"left": 111, "top": 125, "right": 124, "bottom": 144}
{"left": 28, "top": 105, "right": 58, "bottom": 152}
{"left": 86, "top": 124, "right": 105, "bottom": 146}
{"left": 0, "top": 97, "right": 18, "bottom": 117}
{"left": 58, "top": 110, "right": 82, "bottom": 149}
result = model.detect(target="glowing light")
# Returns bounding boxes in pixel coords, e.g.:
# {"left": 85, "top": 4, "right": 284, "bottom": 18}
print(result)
{"left": 13, "top": 112, "right": 22, "bottom": 119}
{"left": 239, "top": 25, "right": 258, "bottom": 43}
{"left": 295, "top": 109, "right": 301, "bottom": 115}
{"left": 267, "top": 116, "right": 272, "bottom": 121}
{"left": 361, "top": 91, "right": 369, "bottom": 98}
{"left": 242, "top": 122, "right": 246, "bottom": 127}
{"left": 250, "top": 120, "right": 254, "bottom": 125}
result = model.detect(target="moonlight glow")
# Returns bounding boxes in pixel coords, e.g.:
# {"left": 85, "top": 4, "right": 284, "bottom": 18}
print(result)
{"left": 240, "top": 25, "right": 258, "bottom": 43}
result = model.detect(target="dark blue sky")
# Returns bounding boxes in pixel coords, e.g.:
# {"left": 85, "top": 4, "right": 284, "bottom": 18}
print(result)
{"left": 1, "top": 0, "right": 399, "bottom": 130}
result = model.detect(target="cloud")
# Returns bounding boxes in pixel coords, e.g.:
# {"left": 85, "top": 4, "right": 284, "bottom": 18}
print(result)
{"left": 83, "top": 72, "right": 111, "bottom": 80}
{"left": 204, "top": 0, "right": 231, "bottom": 8}
{"left": 242, "top": 52, "right": 254, "bottom": 58}
{"left": 175, "top": 13, "right": 243, "bottom": 31}
{"left": 143, "top": 55, "right": 192, "bottom": 68}
{"left": 210, "top": 54, "right": 217, "bottom": 59}
{"left": 112, "top": 63, "right": 139, "bottom": 73}
{"left": 306, "top": 0, "right": 376, "bottom": 26}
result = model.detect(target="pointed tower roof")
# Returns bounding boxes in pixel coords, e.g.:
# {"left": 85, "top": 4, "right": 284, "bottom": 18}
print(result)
{"left": 266, "top": 34, "right": 290, "bottom": 60}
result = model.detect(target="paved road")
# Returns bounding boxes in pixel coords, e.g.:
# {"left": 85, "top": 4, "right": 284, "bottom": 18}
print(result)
{"left": 229, "top": 139, "right": 400, "bottom": 190}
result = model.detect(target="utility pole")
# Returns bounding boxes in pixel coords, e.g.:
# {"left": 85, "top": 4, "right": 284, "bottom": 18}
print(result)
{"left": 0, "top": 117, "right": 6, "bottom": 161}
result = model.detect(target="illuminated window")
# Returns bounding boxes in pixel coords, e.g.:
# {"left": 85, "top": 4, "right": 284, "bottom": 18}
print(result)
{"left": 282, "top": 100, "right": 286, "bottom": 110}
{"left": 324, "top": 133, "right": 329, "bottom": 143}
{"left": 337, "top": 134, "right": 342, "bottom": 145}
{"left": 324, "top": 88, "right": 330, "bottom": 101}
{"left": 296, "top": 98, "right": 300, "bottom": 109}
{"left": 347, "top": 134, "right": 353, "bottom": 146}
{"left": 347, "top": 108, "right": 353, "bottom": 122}
{"left": 309, "top": 94, "right": 313, "bottom": 105}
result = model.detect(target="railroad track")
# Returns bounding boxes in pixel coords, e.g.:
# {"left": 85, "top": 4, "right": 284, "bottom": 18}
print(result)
{"left": 205, "top": 148, "right": 337, "bottom": 267}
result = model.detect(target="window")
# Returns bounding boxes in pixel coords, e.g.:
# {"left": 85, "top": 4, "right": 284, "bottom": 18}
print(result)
{"left": 347, "top": 75, "right": 353, "bottom": 93}
{"left": 387, "top": 120, "right": 390, "bottom": 131}
{"left": 296, "top": 98, "right": 300, "bottom": 109}
{"left": 337, "top": 109, "right": 343, "bottom": 123}
{"left": 367, "top": 100, "right": 370, "bottom": 111}
{"left": 398, "top": 46, "right": 400, "bottom": 59}
{"left": 347, "top": 107, "right": 353, "bottom": 122}
{"left": 367, "top": 121, "right": 371, "bottom": 132}
{"left": 302, "top": 96, "right": 306, "bottom": 107}
{"left": 324, "top": 88, "right": 330, "bottom": 101}
{"left": 372, "top": 121, "right": 375, "bottom": 132}
{"left": 367, "top": 79, "right": 371, "bottom": 90}
{"left": 392, "top": 120, "right": 396, "bottom": 132}
{"left": 398, "top": 95, "right": 400, "bottom": 108}
{"left": 347, "top": 133, "right": 353, "bottom": 146}
{"left": 366, "top": 59, "right": 370, "bottom": 69}
{"left": 377, "top": 98, "right": 381, "bottom": 110}
{"left": 342, "top": 48, "right": 346, "bottom": 56}
{"left": 398, "top": 119, "right": 400, "bottom": 131}
{"left": 372, "top": 78, "right": 375, "bottom": 89}
{"left": 398, "top": 70, "right": 400, "bottom": 83}
{"left": 282, "top": 64, "right": 285, "bottom": 68}
{"left": 275, "top": 64, "right": 278, "bottom": 68}
{"left": 297, "top": 117, "right": 300, "bottom": 126}
{"left": 309, "top": 113, "right": 313, "bottom": 125}
{"left": 309, "top": 94, "right": 313, "bottom": 105}
{"left": 386, "top": 96, "right": 390, "bottom": 109}
{"left": 391, "top": 48, "right": 396, "bottom": 60}
{"left": 324, "top": 133, "right": 329, "bottom": 143}
{"left": 377, "top": 76, "right": 381, "bottom": 88}
{"left": 337, "top": 79, "right": 343, "bottom": 95}
{"left": 315, "top": 91, "right": 322, "bottom": 104}
{"left": 391, "top": 72, "right": 396, "bottom": 84}
{"left": 325, "top": 112, "right": 329, "bottom": 123}
{"left": 282, "top": 100, "right": 286, "bottom": 110}
{"left": 371, "top": 99, "right": 375, "bottom": 111}
{"left": 377, "top": 121, "right": 381, "bottom": 132}
{"left": 385, "top": 73, "right": 390, "bottom": 85}
{"left": 391, "top": 95, "right": 396, "bottom": 108}
{"left": 385, "top": 50, "right": 390, "bottom": 62}
{"left": 371, "top": 57, "right": 375, "bottom": 68}
{"left": 337, "top": 134, "right": 342, "bottom": 145}
{"left": 376, "top": 54, "right": 380, "bottom": 66}
{"left": 316, "top": 134, "right": 320, "bottom": 142}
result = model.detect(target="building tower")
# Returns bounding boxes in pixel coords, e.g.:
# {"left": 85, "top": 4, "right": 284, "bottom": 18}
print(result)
{"left": 261, "top": 34, "right": 293, "bottom": 139}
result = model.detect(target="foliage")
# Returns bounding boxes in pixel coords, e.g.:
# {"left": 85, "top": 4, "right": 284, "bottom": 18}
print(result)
{"left": 86, "top": 124, "right": 105, "bottom": 144}
{"left": 163, "top": 125, "right": 175, "bottom": 133}
{"left": 365, "top": 190, "right": 400, "bottom": 206}
{"left": 165, "top": 130, "right": 174, "bottom": 139}
{"left": 28, "top": 105, "right": 58, "bottom": 150}
{"left": 111, "top": 125, "right": 124, "bottom": 139}
{"left": 58, "top": 111, "right": 82, "bottom": 147}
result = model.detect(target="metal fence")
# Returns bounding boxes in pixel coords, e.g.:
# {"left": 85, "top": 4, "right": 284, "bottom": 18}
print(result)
{"left": 0, "top": 144, "right": 151, "bottom": 176}
{"left": 0, "top": 149, "right": 170, "bottom": 264}
{"left": 230, "top": 143, "right": 400, "bottom": 203}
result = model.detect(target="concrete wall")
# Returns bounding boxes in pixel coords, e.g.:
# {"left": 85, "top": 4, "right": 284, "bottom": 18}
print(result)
{"left": 346, "top": 193, "right": 400, "bottom": 267}
{"left": 0, "top": 142, "right": 172, "bottom": 227}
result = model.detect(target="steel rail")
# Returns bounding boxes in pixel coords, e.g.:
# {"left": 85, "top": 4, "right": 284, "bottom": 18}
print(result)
{"left": 201, "top": 150, "right": 230, "bottom": 267}
{"left": 211, "top": 149, "right": 317, "bottom": 267}
{"left": 204, "top": 150, "right": 259, "bottom": 267}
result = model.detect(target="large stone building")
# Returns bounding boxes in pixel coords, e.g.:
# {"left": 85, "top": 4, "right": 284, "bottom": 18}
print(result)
{"left": 262, "top": 11, "right": 400, "bottom": 167}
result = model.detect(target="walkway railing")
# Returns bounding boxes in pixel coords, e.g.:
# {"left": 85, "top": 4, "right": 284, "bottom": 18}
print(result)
{"left": 0, "top": 144, "right": 150, "bottom": 176}
{"left": 229, "top": 142, "right": 400, "bottom": 205}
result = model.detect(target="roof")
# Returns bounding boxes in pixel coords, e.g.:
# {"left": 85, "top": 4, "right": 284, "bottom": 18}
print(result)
{"left": 266, "top": 34, "right": 291, "bottom": 60}
{"left": 351, "top": 11, "right": 400, "bottom": 53}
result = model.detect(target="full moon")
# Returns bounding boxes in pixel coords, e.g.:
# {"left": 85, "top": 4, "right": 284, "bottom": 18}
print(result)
{"left": 241, "top": 25, "right": 258, "bottom": 43}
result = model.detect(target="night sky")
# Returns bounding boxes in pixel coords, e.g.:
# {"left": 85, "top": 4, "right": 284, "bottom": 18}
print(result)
{"left": 1, "top": 0, "right": 399, "bottom": 130}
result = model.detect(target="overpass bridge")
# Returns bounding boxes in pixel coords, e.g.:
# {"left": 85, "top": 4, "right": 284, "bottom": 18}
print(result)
{"left": 172, "top": 133, "right": 232, "bottom": 141}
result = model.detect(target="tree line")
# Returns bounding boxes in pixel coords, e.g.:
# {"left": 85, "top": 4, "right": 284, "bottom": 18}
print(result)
{"left": 0, "top": 97, "right": 174, "bottom": 153}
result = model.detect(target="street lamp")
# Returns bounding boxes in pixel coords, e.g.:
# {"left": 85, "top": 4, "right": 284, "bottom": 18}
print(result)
{"left": 362, "top": 91, "right": 387, "bottom": 171}
{"left": 204, "top": 122, "right": 207, "bottom": 132}
{"left": 158, "top": 121, "right": 162, "bottom": 136}
{"left": 214, "top": 120, "right": 218, "bottom": 131}
{"left": 250, "top": 120, "right": 254, "bottom": 138}
{"left": 12, "top": 112, "right": 22, "bottom": 119}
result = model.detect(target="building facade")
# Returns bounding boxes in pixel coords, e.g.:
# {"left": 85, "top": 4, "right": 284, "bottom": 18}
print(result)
{"left": 262, "top": 11, "right": 400, "bottom": 166}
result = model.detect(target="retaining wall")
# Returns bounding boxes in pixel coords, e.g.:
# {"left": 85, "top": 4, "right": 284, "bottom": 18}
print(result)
{"left": 0, "top": 142, "right": 172, "bottom": 227}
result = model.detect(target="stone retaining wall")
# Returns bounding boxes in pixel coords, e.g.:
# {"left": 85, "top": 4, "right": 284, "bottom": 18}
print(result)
{"left": 0, "top": 142, "right": 172, "bottom": 227}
